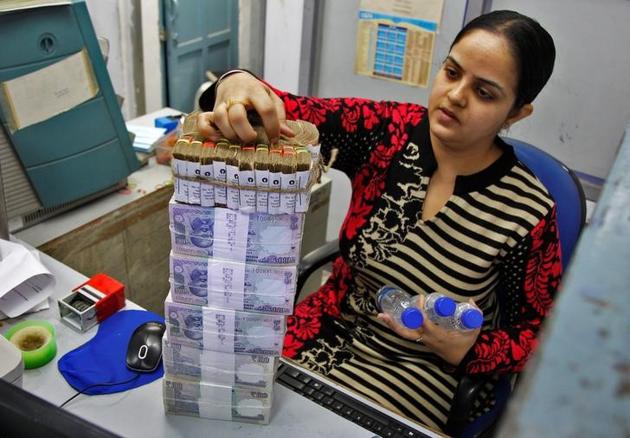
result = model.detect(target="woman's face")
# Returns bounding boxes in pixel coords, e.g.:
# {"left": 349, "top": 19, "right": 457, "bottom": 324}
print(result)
{"left": 428, "top": 29, "right": 532, "bottom": 150}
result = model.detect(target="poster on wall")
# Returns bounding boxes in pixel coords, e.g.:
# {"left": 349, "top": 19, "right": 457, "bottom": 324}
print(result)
{"left": 354, "top": 0, "right": 444, "bottom": 88}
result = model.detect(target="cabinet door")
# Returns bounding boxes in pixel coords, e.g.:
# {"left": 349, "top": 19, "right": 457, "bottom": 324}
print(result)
{"left": 162, "top": 0, "right": 239, "bottom": 112}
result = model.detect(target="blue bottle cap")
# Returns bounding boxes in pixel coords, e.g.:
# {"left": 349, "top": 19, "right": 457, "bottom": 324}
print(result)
{"left": 401, "top": 308, "right": 424, "bottom": 329}
{"left": 435, "top": 297, "right": 456, "bottom": 317}
{"left": 461, "top": 309, "right": 483, "bottom": 329}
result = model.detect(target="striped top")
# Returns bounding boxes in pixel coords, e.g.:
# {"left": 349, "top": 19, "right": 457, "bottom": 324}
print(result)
{"left": 273, "top": 91, "right": 562, "bottom": 431}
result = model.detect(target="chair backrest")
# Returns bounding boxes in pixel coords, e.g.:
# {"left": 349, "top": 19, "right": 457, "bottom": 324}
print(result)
{"left": 505, "top": 138, "right": 587, "bottom": 270}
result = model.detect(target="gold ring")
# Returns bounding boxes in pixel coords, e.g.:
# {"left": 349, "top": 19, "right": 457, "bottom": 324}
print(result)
{"left": 225, "top": 98, "right": 249, "bottom": 111}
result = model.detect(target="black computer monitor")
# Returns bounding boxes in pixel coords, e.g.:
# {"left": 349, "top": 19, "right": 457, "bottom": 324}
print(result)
{"left": 0, "top": 379, "right": 120, "bottom": 438}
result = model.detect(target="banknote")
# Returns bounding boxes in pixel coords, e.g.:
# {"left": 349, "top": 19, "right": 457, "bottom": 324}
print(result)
{"left": 165, "top": 322, "right": 284, "bottom": 356}
{"left": 169, "top": 199, "right": 304, "bottom": 243}
{"left": 171, "top": 284, "right": 295, "bottom": 314}
{"left": 163, "top": 397, "right": 270, "bottom": 424}
{"left": 165, "top": 295, "right": 285, "bottom": 333}
{"left": 163, "top": 360, "right": 275, "bottom": 390}
{"left": 165, "top": 295, "right": 286, "bottom": 355}
{"left": 164, "top": 376, "right": 272, "bottom": 403}
{"left": 161, "top": 338, "right": 278, "bottom": 372}
{"left": 171, "top": 231, "right": 301, "bottom": 265}
{"left": 162, "top": 338, "right": 277, "bottom": 389}
{"left": 162, "top": 374, "right": 273, "bottom": 418}
{"left": 169, "top": 252, "right": 297, "bottom": 296}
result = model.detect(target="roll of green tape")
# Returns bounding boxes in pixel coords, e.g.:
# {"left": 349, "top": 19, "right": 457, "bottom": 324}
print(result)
{"left": 5, "top": 320, "right": 57, "bottom": 369}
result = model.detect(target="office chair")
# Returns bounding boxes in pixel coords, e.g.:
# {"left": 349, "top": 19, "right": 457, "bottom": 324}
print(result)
{"left": 295, "top": 138, "right": 587, "bottom": 437}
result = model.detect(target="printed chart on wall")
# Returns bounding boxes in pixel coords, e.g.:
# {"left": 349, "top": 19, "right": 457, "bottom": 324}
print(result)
{"left": 355, "top": 0, "right": 444, "bottom": 88}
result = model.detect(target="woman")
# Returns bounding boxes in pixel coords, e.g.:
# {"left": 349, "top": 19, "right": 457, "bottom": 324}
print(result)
{"left": 198, "top": 10, "right": 560, "bottom": 431}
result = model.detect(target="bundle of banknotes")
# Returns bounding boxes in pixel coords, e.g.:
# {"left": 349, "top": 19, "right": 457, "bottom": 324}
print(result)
{"left": 171, "top": 119, "right": 320, "bottom": 214}
{"left": 169, "top": 252, "right": 296, "bottom": 313}
{"left": 163, "top": 376, "right": 273, "bottom": 424}
{"left": 163, "top": 114, "right": 312, "bottom": 425}
{"left": 165, "top": 292, "right": 286, "bottom": 355}
{"left": 169, "top": 200, "right": 303, "bottom": 264}
{"left": 162, "top": 338, "right": 278, "bottom": 390}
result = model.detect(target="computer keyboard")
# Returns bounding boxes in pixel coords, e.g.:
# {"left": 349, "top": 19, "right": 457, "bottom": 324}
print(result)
{"left": 276, "top": 362, "right": 434, "bottom": 438}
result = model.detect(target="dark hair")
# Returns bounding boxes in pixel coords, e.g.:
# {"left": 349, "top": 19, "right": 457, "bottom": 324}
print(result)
{"left": 451, "top": 10, "right": 556, "bottom": 109}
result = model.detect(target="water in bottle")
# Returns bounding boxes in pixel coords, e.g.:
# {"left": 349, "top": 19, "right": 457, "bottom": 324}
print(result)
{"left": 451, "top": 302, "right": 483, "bottom": 331}
{"left": 424, "top": 293, "right": 456, "bottom": 325}
{"left": 376, "top": 286, "right": 423, "bottom": 329}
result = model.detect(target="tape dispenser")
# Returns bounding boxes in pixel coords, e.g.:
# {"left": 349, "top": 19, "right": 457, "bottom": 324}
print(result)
{"left": 58, "top": 273, "right": 126, "bottom": 332}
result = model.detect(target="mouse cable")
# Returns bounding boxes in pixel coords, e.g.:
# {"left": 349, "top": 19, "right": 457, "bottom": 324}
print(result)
{"left": 59, "top": 374, "right": 141, "bottom": 408}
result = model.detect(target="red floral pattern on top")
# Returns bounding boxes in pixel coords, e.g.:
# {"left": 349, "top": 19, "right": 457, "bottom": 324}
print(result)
{"left": 284, "top": 258, "right": 352, "bottom": 358}
{"left": 465, "top": 207, "right": 562, "bottom": 374}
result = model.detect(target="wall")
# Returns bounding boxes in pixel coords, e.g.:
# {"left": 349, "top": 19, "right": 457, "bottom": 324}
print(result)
{"left": 85, "top": 0, "right": 141, "bottom": 120}
{"left": 491, "top": 0, "right": 630, "bottom": 179}
{"left": 266, "top": 0, "right": 630, "bottom": 180}
{"left": 264, "top": 0, "right": 305, "bottom": 94}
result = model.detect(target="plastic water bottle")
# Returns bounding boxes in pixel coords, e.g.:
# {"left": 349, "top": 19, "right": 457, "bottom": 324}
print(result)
{"left": 424, "top": 293, "right": 456, "bottom": 325}
{"left": 450, "top": 302, "right": 484, "bottom": 331}
{"left": 376, "top": 286, "right": 424, "bottom": 329}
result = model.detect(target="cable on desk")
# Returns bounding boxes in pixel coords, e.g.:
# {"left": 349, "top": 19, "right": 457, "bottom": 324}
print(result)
{"left": 59, "top": 374, "right": 141, "bottom": 408}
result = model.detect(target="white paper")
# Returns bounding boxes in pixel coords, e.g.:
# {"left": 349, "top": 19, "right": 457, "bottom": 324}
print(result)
{"left": 268, "top": 171, "right": 282, "bottom": 214}
{"left": 0, "top": 239, "right": 55, "bottom": 318}
{"left": 208, "top": 259, "right": 246, "bottom": 294}
{"left": 199, "top": 387, "right": 232, "bottom": 420}
{"left": 0, "top": 299, "right": 49, "bottom": 321}
{"left": 280, "top": 172, "right": 297, "bottom": 214}
{"left": 255, "top": 169, "right": 269, "bottom": 213}
{"left": 202, "top": 308, "right": 236, "bottom": 353}
{"left": 213, "top": 209, "right": 249, "bottom": 262}
{"left": 126, "top": 124, "right": 166, "bottom": 152}
{"left": 226, "top": 164, "right": 240, "bottom": 210}
{"left": 200, "top": 163, "right": 215, "bottom": 207}
{"left": 239, "top": 169, "right": 256, "bottom": 213}
{"left": 0, "top": 49, "right": 98, "bottom": 132}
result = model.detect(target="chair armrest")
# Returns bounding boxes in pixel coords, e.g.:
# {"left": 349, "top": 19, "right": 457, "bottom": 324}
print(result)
{"left": 445, "top": 373, "right": 513, "bottom": 437}
{"left": 444, "top": 375, "right": 489, "bottom": 436}
{"left": 297, "top": 239, "right": 340, "bottom": 293}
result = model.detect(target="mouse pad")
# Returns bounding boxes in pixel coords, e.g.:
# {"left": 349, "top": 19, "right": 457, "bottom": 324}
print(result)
{"left": 58, "top": 310, "right": 165, "bottom": 395}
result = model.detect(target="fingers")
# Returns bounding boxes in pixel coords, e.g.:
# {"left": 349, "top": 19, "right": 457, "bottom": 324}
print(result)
{"left": 211, "top": 102, "right": 237, "bottom": 141}
{"left": 227, "top": 104, "right": 258, "bottom": 143}
{"left": 208, "top": 86, "right": 287, "bottom": 144}
{"left": 377, "top": 313, "right": 423, "bottom": 341}
{"left": 377, "top": 313, "right": 393, "bottom": 326}
{"left": 197, "top": 112, "right": 221, "bottom": 141}
{"left": 272, "top": 91, "right": 295, "bottom": 139}
{"left": 249, "top": 87, "right": 283, "bottom": 143}
{"left": 280, "top": 123, "right": 296, "bottom": 137}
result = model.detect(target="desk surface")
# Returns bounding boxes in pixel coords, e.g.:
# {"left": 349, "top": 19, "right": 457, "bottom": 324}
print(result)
{"left": 0, "top": 250, "right": 376, "bottom": 438}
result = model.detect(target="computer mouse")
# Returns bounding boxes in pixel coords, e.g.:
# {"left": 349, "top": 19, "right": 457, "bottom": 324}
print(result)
{"left": 126, "top": 321, "right": 166, "bottom": 372}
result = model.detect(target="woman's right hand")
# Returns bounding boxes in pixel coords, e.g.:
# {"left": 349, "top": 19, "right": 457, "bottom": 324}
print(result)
{"left": 197, "top": 71, "right": 294, "bottom": 144}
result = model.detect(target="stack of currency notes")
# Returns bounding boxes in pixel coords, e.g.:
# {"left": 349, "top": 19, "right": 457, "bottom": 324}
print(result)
{"left": 163, "top": 376, "right": 273, "bottom": 424}
{"left": 169, "top": 252, "right": 296, "bottom": 313}
{"left": 170, "top": 119, "right": 320, "bottom": 214}
{"left": 169, "top": 200, "right": 303, "bottom": 264}
{"left": 163, "top": 115, "right": 312, "bottom": 425}
{"left": 162, "top": 338, "right": 278, "bottom": 390}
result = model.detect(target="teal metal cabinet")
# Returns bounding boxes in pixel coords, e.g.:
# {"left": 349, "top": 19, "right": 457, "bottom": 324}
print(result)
{"left": 0, "top": 1, "right": 139, "bottom": 208}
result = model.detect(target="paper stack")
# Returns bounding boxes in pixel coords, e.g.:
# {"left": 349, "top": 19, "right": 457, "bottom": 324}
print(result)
{"left": 162, "top": 115, "right": 319, "bottom": 424}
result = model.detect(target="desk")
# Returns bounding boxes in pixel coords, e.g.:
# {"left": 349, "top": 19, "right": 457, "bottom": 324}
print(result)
{"left": 0, "top": 250, "right": 372, "bottom": 438}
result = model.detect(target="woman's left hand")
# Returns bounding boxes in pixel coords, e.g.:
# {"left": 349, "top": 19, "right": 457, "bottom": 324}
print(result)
{"left": 377, "top": 295, "right": 481, "bottom": 366}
